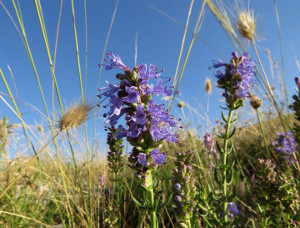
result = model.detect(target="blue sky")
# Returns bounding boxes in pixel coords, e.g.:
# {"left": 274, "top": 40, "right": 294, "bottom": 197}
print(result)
{"left": 1, "top": 0, "right": 300, "bottom": 155}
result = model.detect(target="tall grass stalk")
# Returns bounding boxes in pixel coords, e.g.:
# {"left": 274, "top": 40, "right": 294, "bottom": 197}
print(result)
{"left": 256, "top": 109, "right": 270, "bottom": 157}
{"left": 70, "top": 1, "right": 94, "bottom": 225}
{"left": 169, "top": 0, "right": 206, "bottom": 111}
{"left": 84, "top": 0, "right": 88, "bottom": 100}
{"left": 206, "top": 0, "right": 243, "bottom": 54}
{"left": 32, "top": 2, "right": 84, "bottom": 224}
{"left": 97, "top": 0, "right": 119, "bottom": 87}
{"left": 93, "top": 0, "right": 119, "bottom": 153}
{"left": 273, "top": 0, "right": 288, "bottom": 112}
{"left": 148, "top": 3, "right": 223, "bottom": 58}
{"left": 171, "top": 0, "right": 195, "bottom": 91}
{"left": 10, "top": 0, "right": 57, "bottom": 154}
{"left": 52, "top": 0, "right": 64, "bottom": 118}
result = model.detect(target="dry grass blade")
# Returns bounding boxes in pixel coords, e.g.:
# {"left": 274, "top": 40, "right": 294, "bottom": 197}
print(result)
{"left": 0, "top": 210, "right": 52, "bottom": 227}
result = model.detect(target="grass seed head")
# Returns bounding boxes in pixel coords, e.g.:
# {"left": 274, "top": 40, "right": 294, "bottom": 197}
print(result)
{"left": 37, "top": 125, "right": 44, "bottom": 133}
{"left": 236, "top": 8, "right": 256, "bottom": 40}
{"left": 205, "top": 79, "right": 212, "bottom": 94}
{"left": 58, "top": 103, "right": 92, "bottom": 131}
{"left": 0, "top": 117, "right": 8, "bottom": 142}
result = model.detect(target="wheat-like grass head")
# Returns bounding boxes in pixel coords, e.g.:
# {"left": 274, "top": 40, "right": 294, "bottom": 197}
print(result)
{"left": 58, "top": 103, "right": 92, "bottom": 131}
{"left": 205, "top": 79, "right": 212, "bottom": 94}
{"left": 234, "top": 1, "right": 257, "bottom": 41}
{"left": 236, "top": 10, "right": 256, "bottom": 40}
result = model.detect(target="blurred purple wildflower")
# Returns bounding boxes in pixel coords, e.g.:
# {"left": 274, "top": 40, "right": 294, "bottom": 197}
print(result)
{"left": 228, "top": 202, "right": 239, "bottom": 215}
{"left": 273, "top": 131, "right": 297, "bottom": 158}
{"left": 228, "top": 202, "right": 239, "bottom": 218}
{"left": 98, "top": 173, "right": 104, "bottom": 190}
{"left": 204, "top": 132, "right": 216, "bottom": 152}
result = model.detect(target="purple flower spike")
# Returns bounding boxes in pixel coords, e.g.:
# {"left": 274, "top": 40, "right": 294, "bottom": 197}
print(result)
{"left": 211, "top": 52, "right": 256, "bottom": 102}
{"left": 172, "top": 151, "right": 197, "bottom": 223}
{"left": 204, "top": 132, "right": 216, "bottom": 152}
{"left": 150, "top": 149, "right": 166, "bottom": 165}
{"left": 138, "top": 153, "right": 149, "bottom": 167}
{"left": 99, "top": 52, "right": 180, "bottom": 176}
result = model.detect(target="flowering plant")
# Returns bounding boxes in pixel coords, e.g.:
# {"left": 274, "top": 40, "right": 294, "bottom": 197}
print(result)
{"left": 210, "top": 51, "right": 256, "bottom": 226}
{"left": 99, "top": 52, "right": 179, "bottom": 227}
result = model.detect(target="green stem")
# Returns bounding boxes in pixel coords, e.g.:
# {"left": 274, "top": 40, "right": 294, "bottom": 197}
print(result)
{"left": 256, "top": 109, "right": 270, "bottom": 157}
{"left": 145, "top": 171, "right": 157, "bottom": 228}
{"left": 186, "top": 220, "right": 192, "bottom": 228}
{"left": 222, "top": 108, "right": 234, "bottom": 224}
{"left": 113, "top": 171, "right": 121, "bottom": 226}
{"left": 149, "top": 188, "right": 157, "bottom": 228}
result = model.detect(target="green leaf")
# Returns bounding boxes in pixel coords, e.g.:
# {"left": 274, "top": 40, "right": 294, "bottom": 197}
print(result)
{"left": 215, "top": 132, "right": 226, "bottom": 139}
{"left": 131, "top": 195, "right": 147, "bottom": 209}
{"left": 227, "top": 127, "right": 236, "bottom": 139}
{"left": 226, "top": 143, "right": 234, "bottom": 155}
{"left": 140, "top": 184, "right": 150, "bottom": 192}
{"left": 221, "top": 111, "right": 228, "bottom": 122}
{"left": 219, "top": 105, "right": 229, "bottom": 110}
{"left": 216, "top": 141, "right": 222, "bottom": 153}
{"left": 226, "top": 167, "right": 234, "bottom": 185}
{"left": 230, "top": 118, "right": 237, "bottom": 124}
{"left": 198, "top": 203, "right": 209, "bottom": 212}
{"left": 202, "top": 217, "right": 213, "bottom": 228}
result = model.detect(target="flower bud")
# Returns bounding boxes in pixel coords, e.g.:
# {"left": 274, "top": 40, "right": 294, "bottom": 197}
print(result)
{"left": 250, "top": 95, "right": 262, "bottom": 109}
{"left": 177, "top": 102, "right": 185, "bottom": 108}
